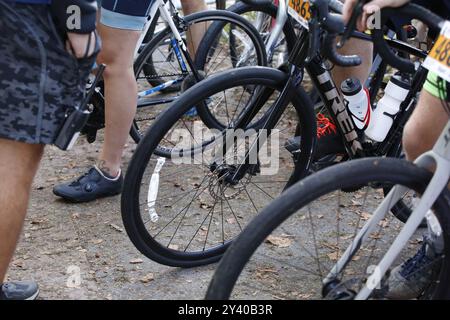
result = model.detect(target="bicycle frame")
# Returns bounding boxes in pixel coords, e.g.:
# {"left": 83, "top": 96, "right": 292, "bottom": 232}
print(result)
{"left": 221, "top": 15, "right": 428, "bottom": 184}
{"left": 134, "top": 0, "right": 201, "bottom": 106}
{"left": 321, "top": 116, "right": 450, "bottom": 299}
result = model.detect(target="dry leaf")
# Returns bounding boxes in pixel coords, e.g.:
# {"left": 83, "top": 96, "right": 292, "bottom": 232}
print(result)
{"left": 71, "top": 213, "right": 80, "bottom": 219}
{"left": 327, "top": 252, "right": 339, "bottom": 261}
{"left": 226, "top": 218, "right": 236, "bottom": 224}
{"left": 265, "top": 235, "right": 293, "bottom": 248}
{"left": 360, "top": 212, "right": 372, "bottom": 221}
{"left": 351, "top": 200, "right": 362, "bottom": 207}
{"left": 255, "top": 268, "right": 278, "bottom": 280}
{"left": 168, "top": 244, "right": 179, "bottom": 250}
{"left": 378, "top": 219, "right": 389, "bottom": 228}
{"left": 140, "top": 273, "right": 154, "bottom": 283}
{"left": 129, "top": 258, "right": 144, "bottom": 264}
{"left": 200, "top": 203, "right": 212, "bottom": 209}
{"left": 110, "top": 224, "right": 124, "bottom": 233}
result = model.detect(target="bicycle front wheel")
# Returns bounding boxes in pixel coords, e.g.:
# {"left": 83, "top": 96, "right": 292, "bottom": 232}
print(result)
{"left": 121, "top": 67, "right": 316, "bottom": 267}
{"left": 206, "top": 158, "right": 450, "bottom": 299}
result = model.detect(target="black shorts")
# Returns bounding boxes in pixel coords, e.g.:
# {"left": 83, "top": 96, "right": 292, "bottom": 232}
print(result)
{"left": 0, "top": 1, "right": 96, "bottom": 145}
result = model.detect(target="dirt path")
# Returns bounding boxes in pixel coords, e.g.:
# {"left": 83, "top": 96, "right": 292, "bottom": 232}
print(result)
{"left": 7, "top": 133, "right": 220, "bottom": 300}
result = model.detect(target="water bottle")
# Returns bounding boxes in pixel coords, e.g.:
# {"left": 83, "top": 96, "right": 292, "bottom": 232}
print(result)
{"left": 365, "top": 74, "right": 411, "bottom": 142}
{"left": 341, "top": 78, "right": 371, "bottom": 131}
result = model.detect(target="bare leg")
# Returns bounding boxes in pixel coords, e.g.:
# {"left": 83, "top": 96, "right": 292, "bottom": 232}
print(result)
{"left": 332, "top": 38, "right": 373, "bottom": 89}
{"left": 0, "top": 139, "right": 44, "bottom": 282}
{"left": 96, "top": 24, "right": 141, "bottom": 176}
{"left": 181, "top": 0, "right": 208, "bottom": 57}
{"left": 403, "top": 91, "right": 448, "bottom": 161}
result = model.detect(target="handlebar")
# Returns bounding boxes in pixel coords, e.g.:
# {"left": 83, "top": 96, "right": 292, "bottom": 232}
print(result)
{"left": 310, "top": 0, "right": 362, "bottom": 67}
{"left": 371, "top": 3, "right": 445, "bottom": 73}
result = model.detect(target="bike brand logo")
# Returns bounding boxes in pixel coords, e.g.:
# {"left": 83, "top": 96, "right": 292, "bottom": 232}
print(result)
{"left": 317, "top": 72, "right": 363, "bottom": 154}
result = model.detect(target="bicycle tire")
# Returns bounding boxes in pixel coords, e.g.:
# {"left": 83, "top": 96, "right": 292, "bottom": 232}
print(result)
{"left": 193, "top": 0, "right": 297, "bottom": 130}
{"left": 131, "top": 9, "right": 267, "bottom": 142}
{"left": 122, "top": 67, "right": 316, "bottom": 267}
{"left": 206, "top": 158, "right": 450, "bottom": 299}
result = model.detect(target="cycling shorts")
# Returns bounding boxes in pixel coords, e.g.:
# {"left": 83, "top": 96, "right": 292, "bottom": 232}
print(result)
{"left": 99, "top": 0, "right": 154, "bottom": 31}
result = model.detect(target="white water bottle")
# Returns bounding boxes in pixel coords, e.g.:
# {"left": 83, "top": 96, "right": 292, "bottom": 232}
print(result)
{"left": 365, "top": 74, "right": 411, "bottom": 142}
{"left": 341, "top": 78, "right": 371, "bottom": 131}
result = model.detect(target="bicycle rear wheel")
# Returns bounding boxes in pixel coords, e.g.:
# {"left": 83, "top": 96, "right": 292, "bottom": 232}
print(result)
{"left": 206, "top": 158, "right": 450, "bottom": 299}
{"left": 121, "top": 67, "right": 316, "bottom": 267}
{"left": 132, "top": 10, "right": 267, "bottom": 142}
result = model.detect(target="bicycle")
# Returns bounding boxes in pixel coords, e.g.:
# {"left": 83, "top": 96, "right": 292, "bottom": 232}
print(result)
{"left": 80, "top": 0, "right": 268, "bottom": 144}
{"left": 120, "top": 0, "right": 428, "bottom": 267}
{"left": 205, "top": 2, "right": 450, "bottom": 300}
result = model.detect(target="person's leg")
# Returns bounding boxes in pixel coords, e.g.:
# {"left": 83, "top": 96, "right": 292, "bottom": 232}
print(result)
{"left": 0, "top": 139, "right": 44, "bottom": 282}
{"left": 332, "top": 38, "right": 373, "bottom": 88}
{"left": 386, "top": 75, "right": 449, "bottom": 300}
{"left": 180, "top": 0, "right": 208, "bottom": 57}
{"left": 403, "top": 73, "right": 449, "bottom": 161}
{"left": 403, "top": 91, "right": 448, "bottom": 161}
{"left": 96, "top": 24, "right": 141, "bottom": 176}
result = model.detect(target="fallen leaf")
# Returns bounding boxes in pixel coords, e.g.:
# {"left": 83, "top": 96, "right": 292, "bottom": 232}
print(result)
{"left": 129, "top": 258, "right": 144, "bottom": 264}
{"left": 255, "top": 268, "right": 278, "bottom": 280}
{"left": 110, "top": 224, "right": 124, "bottom": 233}
{"left": 359, "top": 212, "right": 372, "bottom": 221}
{"left": 140, "top": 273, "right": 155, "bottom": 283}
{"left": 72, "top": 213, "right": 80, "bottom": 219}
{"left": 226, "top": 218, "right": 236, "bottom": 224}
{"left": 91, "top": 239, "right": 103, "bottom": 245}
{"left": 351, "top": 200, "right": 362, "bottom": 207}
{"left": 168, "top": 244, "right": 179, "bottom": 250}
{"left": 265, "top": 235, "right": 293, "bottom": 248}
{"left": 327, "top": 252, "right": 339, "bottom": 261}
{"left": 200, "top": 202, "right": 213, "bottom": 209}
{"left": 378, "top": 219, "right": 389, "bottom": 228}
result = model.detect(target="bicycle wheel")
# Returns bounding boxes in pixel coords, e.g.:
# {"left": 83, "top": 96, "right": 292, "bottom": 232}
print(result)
{"left": 141, "top": 0, "right": 229, "bottom": 89}
{"left": 121, "top": 67, "right": 316, "bottom": 267}
{"left": 206, "top": 158, "right": 450, "bottom": 299}
{"left": 131, "top": 10, "right": 267, "bottom": 143}
{"left": 194, "top": 0, "right": 298, "bottom": 130}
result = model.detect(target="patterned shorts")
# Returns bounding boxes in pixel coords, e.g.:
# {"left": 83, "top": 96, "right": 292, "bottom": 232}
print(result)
{"left": 0, "top": 1, "right": 96, "bottom": 145}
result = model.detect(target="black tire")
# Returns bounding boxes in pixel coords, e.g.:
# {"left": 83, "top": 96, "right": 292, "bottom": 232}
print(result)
{"left": 206, "top": 158, "right": 450, "bottom": 299}
{"left": 131, "top": 9, "right": 268, "bottom": 143}
{"left": 121, "top": 67, "right": 316, "bottom": 268}
{"left": 194, "top": 0, "right": 297, "bottom": 130}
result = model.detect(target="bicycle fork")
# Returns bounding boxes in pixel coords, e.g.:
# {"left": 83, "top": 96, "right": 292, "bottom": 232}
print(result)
{"left": 324, "top": 122, "right": 450, "bottom": 299}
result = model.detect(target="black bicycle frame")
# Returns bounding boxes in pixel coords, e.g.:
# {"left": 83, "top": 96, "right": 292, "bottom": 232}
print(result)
{"left": 219, "top": 20, "right": 429, "bottom": 182}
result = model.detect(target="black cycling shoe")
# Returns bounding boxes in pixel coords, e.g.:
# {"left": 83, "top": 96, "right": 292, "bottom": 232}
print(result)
{"left": 0, "top": 281, "right": 39, "bottom": 300}
{"left": 53, "top": 166, "right": 123, "bottom": 203}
